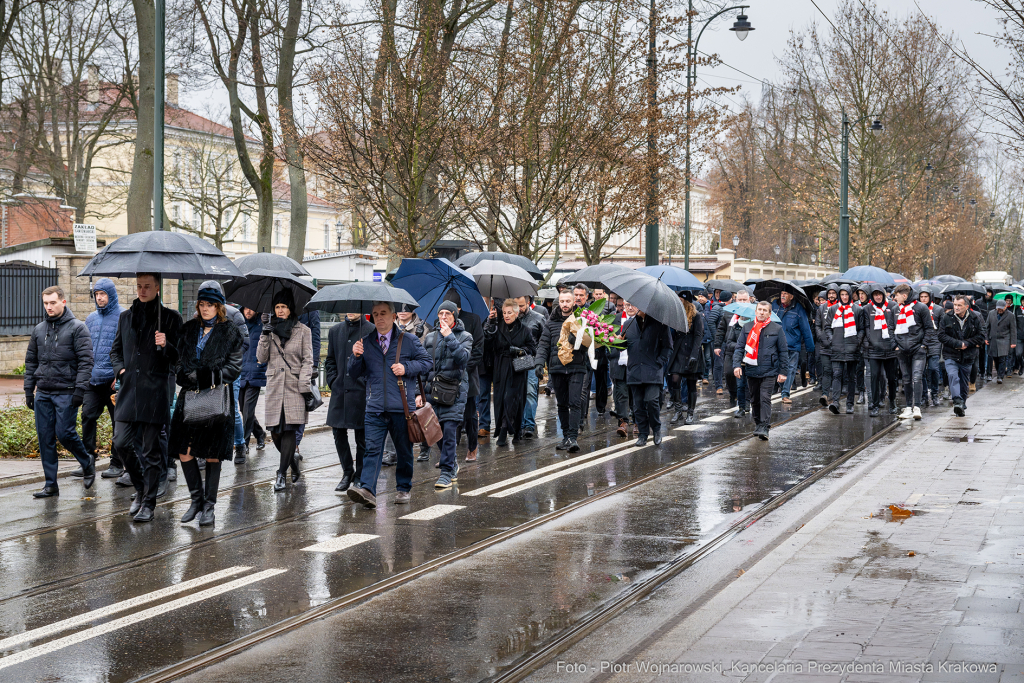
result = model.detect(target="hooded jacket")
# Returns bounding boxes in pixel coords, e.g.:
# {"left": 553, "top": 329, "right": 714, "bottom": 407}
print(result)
{"left": 84, "top": 278, "right": 122, "bottom": 385}
{"left": 814, "top": 285, "right": 840, "bottom": 354}
{"left": 24, "top": 306, "right": 94, "bottom": 396}
{"left": 823, "top": 286, "right": 865, "bottom": 363}
{"left": 858, "top": 286, "right": 897, "bottom": 360}
{"left": 893, "top": 299, "right": 929, "bottom": 355}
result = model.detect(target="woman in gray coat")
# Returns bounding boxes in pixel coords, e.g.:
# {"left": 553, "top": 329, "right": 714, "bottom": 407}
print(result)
{"left": 986, "top": 298, "right": 1017, "bottom": 382}
{"left": 256, "top": 290, "right": 313, "bottom": 491}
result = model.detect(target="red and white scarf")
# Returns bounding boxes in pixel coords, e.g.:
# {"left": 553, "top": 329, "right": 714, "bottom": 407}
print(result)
{"left": 729, "top": 314, "right": 741, "bottom": 326}
{"left": 831, "top": 303, "right": 856, "bottom": 337}
{"left": 743, "top": 318, "right": 770, "bottom": 366}
{"left": 896, "top": 303, "right": 917, "bottom": 335}
{"left": 873, "top": 304, "right": 890, "bottom": 339}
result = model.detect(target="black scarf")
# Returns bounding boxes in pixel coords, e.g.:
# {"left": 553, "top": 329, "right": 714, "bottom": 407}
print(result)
{"left": 130, "top": 298, "right": 160, "bottom": 331}
{"left": 272, "top": 315, "right": 297, "bottom": 341}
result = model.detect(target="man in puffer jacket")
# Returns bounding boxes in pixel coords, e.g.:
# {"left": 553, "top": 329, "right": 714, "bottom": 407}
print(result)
{"left": 859, "top": 284, "right": 898, "bottom": 417}
{"left": 82, "top": 279, "right": 125, "bottom": 479}
{"left": 24, "top": 286, "right": 95, "bottom": 497}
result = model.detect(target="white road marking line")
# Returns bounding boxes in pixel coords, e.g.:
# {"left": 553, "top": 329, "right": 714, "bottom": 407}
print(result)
{"left": 399, "top": 505, "right": 465, "bottom": 521}
{"left": 0, "top": 569, "right": 287, "bottom": 671}
{"left": 702, "top": 415, "right": 730, "bottom": 423}
{"left": 462, "top": 441, "right": 636, "bottom": 497}
{"left": 301, "top": 534, "right": 379, "bottom": 553}
{"left": 0, "top": 566, "right": 252, "bottom": 653}
{"left": 490, "top": 437, "right": 676, "bottom": 498}
{"left": 674, "top": 425, "right": 703, "bottom": 431}
{"left": 721, "top": 406, "right": 739, "bottom": 414}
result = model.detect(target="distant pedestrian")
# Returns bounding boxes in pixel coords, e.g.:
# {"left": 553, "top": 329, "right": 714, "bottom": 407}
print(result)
{"left": 860, "top": 284, "right": 899, "bottom": 417}
{"left": 772, "top": 291, "right": 814, "bottom": 404}
{"left": 82, "top": 278, "right": 124, "bottom": 480}
{"left": 917, "top": 289, "right": 943, "bottom": 406}
{"left": 608, "top": 299, "right": 634, "bottom": 436}
{"left": 985, "top": 297, "right": 1017, "bottom": 383}
{"left": 484, "top": 299, "right": 536, "bottom": 446}
{"left": 667, "top": 294, "right": 705, "bottom": 425}
{"left": 325, "top": 312, "right": 374, "bottom": 493}
{"left": 624, "top": 306, "right": 673, "bottom": 446}
{"left": 24, "top": 286, "right": 95, "bottom": 498}
{"left": 733, "top": 301, "right": 788, "bottom": 440}
{"left": 535, "top": 291, "right": 589, "bottom": 453}
{"left": 938, "top": 295, "right": 986, "bottom": 416}
{"left": 715, "top": 289, "right": 750, "bottom": 415}
{"left": 516, "top": 295, "right": 545, "bottom": 438}
{"left": 824, "top": 285, "right": 864, "bottom": 415}
{"left": 892, "top": 284, "right": 929, "bottom": 420}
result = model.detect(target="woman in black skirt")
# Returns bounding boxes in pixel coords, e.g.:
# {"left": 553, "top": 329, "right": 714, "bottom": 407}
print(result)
{"left": 170, "top": 286, "right": 244, "bottom": 526}
{"left": 485, "top": 298, "right": 537, "bottom": 446}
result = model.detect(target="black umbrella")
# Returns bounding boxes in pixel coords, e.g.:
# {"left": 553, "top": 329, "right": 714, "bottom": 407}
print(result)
{"left": 602, "top": 271, "right": 689, "bottom": 332}
{"left": 223, "top": 268, "right": 317, "bottom": 314}
{"left": 233, "top": 252, "right": 311, "bottom": 277}
{"left": 984, "top": 283, "right": 1012, "bottom": 293}
{"left": 820, "top": 274, "right": 859, "bottom": 286}
{"left": 78, "top": 231, "right": 241, "bottom": 281}
{"left": 941, "top": 282, "right": 987, "bottom": 297}
{"left": 703, "top": 279, "right": 746, "bottom": 294}
{"left": 744, "top": 278, "right": 764, "bottom": 286}
{"left": 932, "top": 274, "right": 966, "bottom": 283}
{"left": 753, "top": 279, "right": 814, "bottom": 314}
{"left": 454, "top": 252, "right": 544, "bottom": 280}
{"left": 304, "top": 282, "right": 419, "bottom": 315}
{"left": 564, "top": 263, "right": 636, "bottom": 289}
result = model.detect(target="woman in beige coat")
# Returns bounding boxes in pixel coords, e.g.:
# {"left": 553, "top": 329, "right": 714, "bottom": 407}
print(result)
{"left": 256, "top": 290, "right": 313, "bottom": 491}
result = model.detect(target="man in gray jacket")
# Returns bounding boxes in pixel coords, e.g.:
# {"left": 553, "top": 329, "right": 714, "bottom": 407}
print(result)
{"left": 986, "top": 297, "right": 1017, "bottom": 383}
{"left": 24, "top": 286, "right": 95, "bottom": 497}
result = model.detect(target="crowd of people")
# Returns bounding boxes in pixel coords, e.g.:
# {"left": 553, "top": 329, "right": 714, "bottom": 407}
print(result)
{"left": 22, "top": 271, "right": 1017, "bottom": 518}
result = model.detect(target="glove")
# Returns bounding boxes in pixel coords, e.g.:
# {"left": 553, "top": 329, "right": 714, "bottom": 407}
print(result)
{"left": 72, "top": 389, "right": 84, "bottom": 408}
{"left": 301, "top": 391, "right": 314, "bottom": 411}
{"left": 535, "top": 365, "right": 544, "bottom": 379}
{"left": 186, "top": 370, "right": 198, "bottom": 385}
{"left": 25, "top": 392, "right": 34, "bottom": 410}
{"left": 509, "top": 346, "right": 523, "bottom": 357}
{"left": 261, "top": 313, "right": 273, "bottom": 334}
{"left": 686, "top": 357, "right": 699, "bottom": 372}
{"left": 196, "top": 368, "right": 215, "bottom": 387}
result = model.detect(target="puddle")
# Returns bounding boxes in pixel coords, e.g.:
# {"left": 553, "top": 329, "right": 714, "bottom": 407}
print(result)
{"left": 872, "top": 504, "right": 927, "bottom": 522}
{"left": 941, "top": 436, "right": 992, "bottom": 443}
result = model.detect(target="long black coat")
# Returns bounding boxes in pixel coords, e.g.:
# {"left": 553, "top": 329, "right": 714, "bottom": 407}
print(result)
{"left": 624, "top": 314, "right": 673, "bottom": 385}
{"left": 325, "top": 317, "right": 375, "bottom": 430}
{"left": 168, "top": 318, "right": 244, "bottom": 460}
{"left": 459, "top": 310, "right": 485, "bottom": 396}
{"left": 668, "top": 310, "right": 704, "bottom": 377}
{"left": 986, "top": 309, "right": 1017, "bottom": 357}
{"left": 110, "top": 299, "right": 183, "bottom": 424}
{"left": 485, "top": 317, "right": 537, "bottom": 434}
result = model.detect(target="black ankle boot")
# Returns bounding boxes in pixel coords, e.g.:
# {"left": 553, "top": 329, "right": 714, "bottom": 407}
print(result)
{"left": 179, "top": 458, "right": 205, "bottom": 523}
{"left": 496, "top": 429, "right": 508, "bottom": 447}
{"left": 290, "top": 454, "right": 301, "bottom": 483}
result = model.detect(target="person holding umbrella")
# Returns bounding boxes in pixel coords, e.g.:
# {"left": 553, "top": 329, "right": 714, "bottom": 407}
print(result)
{"left": 326, "top": 312, "right": 375, "bottom": 492}
{"left": 256, "top": 290, "right": 314, "bottom": 491}
{"left": 624, "top": 305, "right": 673, "bottom": 446}
{"left": 169, "top": 286, "right": 244, "bottom": 526}
{"left": 484, "top": 298, "right": 537, "bottom": 446}
{"left": 771, "top": 291, "right": 814, "bottom": 404}
{"left": 733, "top": 301, "right": 789, "bottom": 440}
{"left": 110, "top": 274, "right": 184, "bottom": 522}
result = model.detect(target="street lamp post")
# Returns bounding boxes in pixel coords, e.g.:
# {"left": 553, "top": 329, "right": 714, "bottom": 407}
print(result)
{"left": 153, "top": 0, "right": 166, "bottom": 231}
{"left": 839, "top": 113, "right": 882, "bottom": 271}
{"left": 680, "top": 5, "right": 753, "bottom": 270}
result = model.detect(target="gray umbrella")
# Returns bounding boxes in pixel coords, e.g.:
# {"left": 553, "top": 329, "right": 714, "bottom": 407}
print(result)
{"left": 454, "top": 252, "right": 544, "bottom": 280}
{"left": 233, "top": 252, "right": 311, "bottom": 277}
{"left": 78, "top": 231, "right": 241, "bottom": 280}
{"left": 223, "top": 268, "right": 318, "bottom": 314}
{"left": 602, "top": 271, "right": 689, "bottom": 332}
{"left": 304, "top": 282, "right": 419, "bottom": 315}
{"left": 467, "top": 261, "right": 539, "bottom": 299}
{"left": 564, "top": 263, "right": 636, "bottom": 289}
{"left": 703, "top": 278, "right": 746, "bottom": 294}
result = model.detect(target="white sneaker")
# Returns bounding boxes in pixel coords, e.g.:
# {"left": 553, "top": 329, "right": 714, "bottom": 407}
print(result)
{"left": 913, "top": 406, "right": 922, "bottom": 420}
{"left": 898, "top": 407, "right": 914, "bottom": 420}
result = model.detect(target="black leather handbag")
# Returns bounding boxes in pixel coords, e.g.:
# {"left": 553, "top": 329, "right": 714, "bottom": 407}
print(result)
{"left": 429, "top": 374, "right": 460, "bottom": 406}
{"left": 183, "top": 384, "right": 232, "bottom": 426}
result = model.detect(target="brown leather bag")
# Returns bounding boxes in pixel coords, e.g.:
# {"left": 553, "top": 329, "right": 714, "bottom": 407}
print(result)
{"left": 394, "top": 333, "right": 443, "bottom": 447}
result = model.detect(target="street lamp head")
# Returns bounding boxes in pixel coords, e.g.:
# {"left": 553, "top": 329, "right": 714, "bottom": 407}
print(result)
{"left": 870, "top": 118, "right": 883, "bottom": 133}
{"left": 773, "top": 244, "right": 781, "bottom": 256}
{"left": 732, "top": 235, "right": 740, "bottom": 247}
{"left": 990, "top": 211, "right": 997, "bottom": 218}
{"left": 952, "top": 185, "right": 960, "bottom": 194}
{"left": 969, "top": 198, "right": 977, "bottom": 206}
{"left": 730, "top": 13, "right": 754, "bottom": 41}
{"left": 924, "top": 162, "right": 933, "bottom": 177}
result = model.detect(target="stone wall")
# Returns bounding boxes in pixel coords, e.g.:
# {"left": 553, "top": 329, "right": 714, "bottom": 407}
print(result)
{"left": 0, "top": 335, "right": 30, "bottom": 373}
{"left": 55, "top": 254, "right": 180, "bottom": 321}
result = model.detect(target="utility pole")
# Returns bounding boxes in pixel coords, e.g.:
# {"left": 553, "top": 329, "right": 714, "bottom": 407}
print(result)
{"left": 153, "top": 0, "right": 165, "bottom": 231}
{"left": 839, "top": 112, "right": 849, "bottom": 272}
{"left": 644, "top": 0, "right": 659, "bottom": 267}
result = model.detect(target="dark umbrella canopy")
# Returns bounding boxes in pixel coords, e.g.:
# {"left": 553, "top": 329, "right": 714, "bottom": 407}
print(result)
{"left": 744, "top": 278, "right": 764, "bottom": 285}
{"left": 224, "top": 269, "right": 317, "bottom": 314}
{"left": 454, "top": 252, "right": 544, "bottom": 280}
{"left": 635, "top": 265, "right": 705, "bottom": 292}
{"left": 820, "top": 274, "right": 859, "bottom": 285}
{"left": 941, "top": 282, "right": 987, "bottom": 297}
{"left": 564, "top": 263, "right": 636, "bottom": 289}
{"left": 78, "top": 231, "right": 241, "bottom": 280}
{"left": 602, "top": 271, "right": 689, "bottom": 332}
{"left": 233, "top": 252, "right": 311, "bottom": 277}
{"left": 703, "top": 279, "right": 746, "bottom": 294}
{"left": 842, "top": 265, "right": 895, "bottom": 285}
{"left": 933, "top": 274, "right": 967, "bottom": 283}
{"left": 753, "top": 279, "right": 814, "bottom": 315}
{"left": 982, "top": 283, "right": 1012, "bottom": 293}
{"left": 305, "top": 282, "right": 419, "bottom": 315}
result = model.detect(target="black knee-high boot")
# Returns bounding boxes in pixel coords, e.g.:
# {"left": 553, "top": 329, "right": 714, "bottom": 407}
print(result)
{"left": 179, "top": 458, "right": 205, "bottom": 523}
{"left": 199, "top": 461, "right": 221, "bottom": 526}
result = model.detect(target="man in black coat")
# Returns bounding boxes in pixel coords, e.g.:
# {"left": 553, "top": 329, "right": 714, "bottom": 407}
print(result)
{"left": 536, "top": 290, "right": 589, "bottom": 452}
{"left": 938, "top": 295, "right": 987, "bottom": 416}
{"left": 326, "top": 313, "right": 375, "bottom": 492}
{"left": 733, "top": 301, "right": 789, "bottom": 439}
{"left": 623, "top": 306, "right": 673, "bottom": 446}
{"left": 110, "top": 274, "right": 183, "bottom": 522}
{"left": 892, "top": 283, "right": 930, "bottom": 420}
{"left": 24, "top": 286, "right": 95, "bottom": 497}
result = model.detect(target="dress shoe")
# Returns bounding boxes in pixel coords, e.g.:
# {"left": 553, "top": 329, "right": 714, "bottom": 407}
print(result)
{"left": 634, "top": 435, "right": 648, "bottom": 447}
{"left": 417, "top": 451, "right": 430, "bottom": 462}
{"left": 115, "top": 472, "right": 133, "bottom": 487}
{"left": 274, "top": 473, "right": 287, "bottom": 491}
{"left": 83, "top": 458, "right": 96, "bottom": 489}
{"left": 828, "top": 402, "right": 840, "bottom": 415}
{"left": 129, "top": 496, "right": 143, "bottom": 516}
{"left": 235, "top": 444, "right": 247, "bottom": 464}
{"left": 335, "top": 475, "right": 352, "bottom": 492}
{"left": 478, "top": 428, "right": 489, "bottom": 438}
{"left": 133, "top": 506, "right": 155, "bottom": 523}
{"left": 716, "top": 388, "right": 724, "bottom": 395}
{"left": 670, "top": 409, "right": 684, "bottom": 424}
{"left": 617, "top": 421, "right": 628, "bottom": 437}
{"left": 101, "top": 465, "right": 124, "bottom": 479}
{"left": 496, "top": 431, "right": 508, "bottom": 447}
{"left": 156, "top": 481, "right": 168, "bottom": 499}
{"left": 653, "top": 431, "right": 663, "bottom": 446}
{"left": 256, "top": 437, "right": 266, "bottom": 451}
{"left": 69, "top": 466, "right": 85, "bottom": 477}
{"left": 198, "top": 502, "right": 215, "bottom": 526}
{"left": 33, "top": 486, "right": 59, "bottom": 498}
{"left": 465, "top": 449, "right": 478, "bottom": 462}
{"left": 566, "top": 438, "right": 580, "bottom": 453}
{"left": 781, "top": 396, "right": 792, "bottom": 404}
{"left": 523, "top": 430, "right": 535, "bottom": 439}
{"left": 555, "top": 437, "right": 571, "bottom": 450}
{"left": 295, "top": 445, "right": 303, "bottom": 461}
{"left": 347, "top": 486, "right": 376, "bottom": 508}
{"left": 290, "top": 456, "right": 301, "bottom": 483}
{"left": 512, "top": 433, "right": 522, "bottom": 444}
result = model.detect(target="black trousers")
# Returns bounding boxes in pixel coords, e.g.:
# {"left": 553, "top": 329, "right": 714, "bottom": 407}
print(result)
{"left": 594, "top": 359, "right": 609, "bottom": 413}
{"left": 580, "top": 366, "right": 593, "bottom": 424}
{"left": 552, "top": 372, "right": 586, "bottom": 439}
{"left": 115, "top": 421, "right": 165, "bottom": 508}
{"left": 333, "top": 427, "right": 365, "bottom": 480}
{"left": 819, "top": 354, "right": 833, "bottom": 399}
{"left": 239, "top": 383, "right": 265, "bottom": 444}
{"left": 869, "top": 357, "right": 898, "bottom": 408}
{"left": 456, "top": 393, "right": 478, "bottom": 452}
{"left": 830, "top": 360, "right": 859, "bottom": 407}
{"left": 746, "top": 375, "right": 775, "bottom": 426}
{"left": 612, "top": 377, "right": 631, "bottom": 422}
{"left": 630, "top": 383, "right": 662, "bottom": 437}
{"left": 82, "top": 383, "right": 119, "bottom": 468}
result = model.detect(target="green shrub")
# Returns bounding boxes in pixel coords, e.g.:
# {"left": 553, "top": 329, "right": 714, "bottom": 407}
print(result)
{"left": 0, "top": 405, "right": 113, "bottom": 458}
{"left": 11, "top": 364, "right": 25, "bottom": 375}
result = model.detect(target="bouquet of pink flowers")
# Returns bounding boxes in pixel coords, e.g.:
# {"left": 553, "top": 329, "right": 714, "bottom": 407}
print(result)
{"left": 576, "top": 304, "right": 625, "bottom": 350}
{"left": 557, "top": 298, "right": 626, "bottom": 367}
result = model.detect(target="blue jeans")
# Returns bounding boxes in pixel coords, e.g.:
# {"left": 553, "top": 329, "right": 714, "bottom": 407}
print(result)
{"left": 477, "top": 374, "right": 492, "bottom": 432}
{"left": 924, "top": 355, "right": 940, "bottom": 397}
{"left": 438, "top": 420, "right": 459, "bottom": 474}
{"left": 944, "top": 358, "right": 972, "bottom": 405}
{"left": 780, "top": 349, "right": 801, "bottom": 397}
{"left": 232, "top": 378, "right": 243, "bottom": 446}
{"left": 702, "top": 343, "right": 713, "bottom": 380}
{"left": 522, "top": 370, "right": 540, "bottom": 432}
{"left": 712, "top": 349, "right": 724, "bottom": 389}
{"left": 35, "top": 392, "right": 91, "bottom": 488}
{"left": 736, "top": 374, "right": 748, "bottom": 408}
{"left": 361, "top": 411, "right": 414, "bottom": 495}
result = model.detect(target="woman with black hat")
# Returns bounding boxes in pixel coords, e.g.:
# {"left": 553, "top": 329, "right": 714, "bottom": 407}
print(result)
{"left": 484, "top": 298, "right": 537, "bottom": 446}
{"left": 256, "top": 290, "right": 314, "bottom": 491}
{"left": 170, "top": 286, "right": 245, "bottom": 526}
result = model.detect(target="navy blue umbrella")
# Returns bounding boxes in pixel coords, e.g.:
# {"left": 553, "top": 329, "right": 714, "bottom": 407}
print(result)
{"left": 636, "top": 265, "right": 705, "bottom": 292}
{"left": 842, "top": 265, "right": 895, "bottom": 286}
{"left": 390, "top": 258, "right": 488, "bottom": 323}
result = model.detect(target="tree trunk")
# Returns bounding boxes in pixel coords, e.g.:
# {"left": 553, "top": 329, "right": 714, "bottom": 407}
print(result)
{"left": 278, "top": 0, "right": 307, "bottom": 262}
{"left": 127, "top": 0, "right": 155, "bottom": 233}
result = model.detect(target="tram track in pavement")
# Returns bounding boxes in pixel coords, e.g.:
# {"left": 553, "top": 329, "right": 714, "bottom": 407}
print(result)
{"left": 129, "top": 398, "right": 832, "bottom": 683}
{"left": 0, "top": 386, "right": 822, "bottom": 607}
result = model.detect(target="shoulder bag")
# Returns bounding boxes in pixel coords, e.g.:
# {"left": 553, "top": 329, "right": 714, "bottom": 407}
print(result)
{"left": 394, "top": 333, "right": 443, "bottom": 446}
{"left": 512, "top": 354, "right": 534, "bottom": 373}
{"left": 183, "top": 380, "right": 232, "bottom": 426}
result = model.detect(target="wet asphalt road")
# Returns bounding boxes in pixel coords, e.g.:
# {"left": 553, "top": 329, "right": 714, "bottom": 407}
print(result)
{"left": 0, "top": 383, "right": 893, "bottom": 682}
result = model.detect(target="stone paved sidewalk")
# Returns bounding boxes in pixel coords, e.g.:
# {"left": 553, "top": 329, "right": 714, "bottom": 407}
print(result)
{"left": 599, "top": 383, "right": 1024, "bottom": 683}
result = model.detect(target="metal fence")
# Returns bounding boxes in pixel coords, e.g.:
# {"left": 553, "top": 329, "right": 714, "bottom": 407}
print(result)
{"left": 0, "top": 262, "right": 58, "bottom": 335}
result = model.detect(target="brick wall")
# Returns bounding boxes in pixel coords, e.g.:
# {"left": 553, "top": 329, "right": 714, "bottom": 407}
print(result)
{"left": 1, "top": 196, "right": 74, "bottom": 248}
